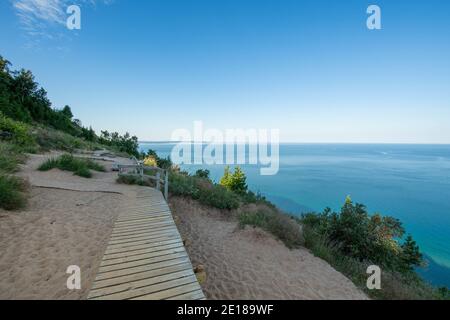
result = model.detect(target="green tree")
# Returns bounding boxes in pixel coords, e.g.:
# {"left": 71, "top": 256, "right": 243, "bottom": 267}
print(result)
{"left": 230, "top": 166, "right": 248, "bottom": 194}
{"left": 61, "top": 105, "right": 73, "bottom": 119}
{"left": 195, "top": 169, "right": 210, "bottom": 179}
{"left": 400, "top": 235, "right": 423, "bottom": 271}
{"left": 220, "top": 166, "right": 232, "bottom": 189}
{"left": 220, "top": 166, "right": 248, "bottom": 195}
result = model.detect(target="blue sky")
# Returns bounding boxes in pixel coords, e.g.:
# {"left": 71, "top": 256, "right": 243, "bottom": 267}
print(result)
{"left": 1, "top": 0, "right": 449, "bottom": 143}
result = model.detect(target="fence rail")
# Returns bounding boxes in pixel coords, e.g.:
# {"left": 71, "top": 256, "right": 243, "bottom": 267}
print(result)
{"left": 117, "top": 163, "right": 169, "bottom": 200}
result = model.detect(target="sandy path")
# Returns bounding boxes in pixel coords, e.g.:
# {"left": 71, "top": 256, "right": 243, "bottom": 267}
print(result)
{"left": 0, "top": 153, "right": 144, "bottom": 299}
{"left": 170, "top": 197, "right": 368, "bottom": 300}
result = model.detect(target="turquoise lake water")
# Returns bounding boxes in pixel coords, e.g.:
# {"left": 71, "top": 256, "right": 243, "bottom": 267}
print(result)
{"left": 139, "top": 143, "right": 450, "bottom": 287}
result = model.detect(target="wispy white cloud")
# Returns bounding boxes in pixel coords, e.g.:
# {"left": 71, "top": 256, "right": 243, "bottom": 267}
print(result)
{"left": 12, "top": 0, "right": 112, "bottom": 39}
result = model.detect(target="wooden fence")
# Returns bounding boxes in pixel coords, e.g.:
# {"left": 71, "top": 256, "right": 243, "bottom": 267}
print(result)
{"left": 118, "top": 163, "right": 169, "bottom": 200}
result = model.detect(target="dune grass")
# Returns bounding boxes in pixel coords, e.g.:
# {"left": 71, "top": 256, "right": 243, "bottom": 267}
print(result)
{"left": 238, "top": 205, "right": 303, "bottom": 249}
{"left": 116, "top": 174, "right": 154, "bottom": 187}
{"left": 0, "top": 174, "right": 28, "bottom": 210}
{"left": 0, "top": 142, "right": 28, "bottom": 210}
{"left": 38, "top": 154, "right": 106, "bottom": 178}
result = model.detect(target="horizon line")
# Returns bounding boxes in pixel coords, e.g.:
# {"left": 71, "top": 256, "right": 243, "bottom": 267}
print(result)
{"left": 138, "top": 141, "right": 450, "bottom": 145}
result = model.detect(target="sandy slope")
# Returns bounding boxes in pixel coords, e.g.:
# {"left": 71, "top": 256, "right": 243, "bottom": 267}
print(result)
{"left": 170, "top": 197, "right": 368, "bottom": 300}
{"left": 0, "top": 153, "right": 142, "bottom": 300}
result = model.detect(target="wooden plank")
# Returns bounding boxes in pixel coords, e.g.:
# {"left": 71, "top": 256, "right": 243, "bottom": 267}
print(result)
{"left": 122, "top": 204, "right": 169, "bottom": 211}
{"left": 105, "top": 236, "right": 181, "bottom": 255}
{"left": 108, "top": 232, "right": 180, "bottom": 246}
{"left": 110, "top": 227, "right": 177, "bottom": 240}
{"left": 91, "top": 263, "right": 193, "bottom": 290}
{"left": 89, "top": 269, "right": 195, "bottom": 299}
{"left": 103, "top": 241, "right": 183, "bottom": 260}
{"left": 94, "top": 257, "right": 191, "bottom": 281}
{"left": 109, "top": 228, "right": 177, "bottom": 241}
{"left": 98, "top": 251, "right": 188, "bottom": 274}
{"left": 90, "top": 275, "right": 198, "bottom": 300}
{"left": 111, "top": 222, "right": 174, "bottom": 235}
{"left": 167, "top": 289, "right": 205, "bottom": 300}
{"left": 105, "top": 234, "right": 180, "bottom": 251}
{"left": 112, "top": 221, "right": 174, "bottom": 234}
{"left": 117, "top": 212, "right": 172, "bottom": 224}
{"left": 123, "top": 205, "right": 169, "bottom": 212}
{"left": 112, "top": 218, "right": 174, "bottom": 231}
{"left": 115, "top": 215, "right": 172, "bottom": 225}
{"left": 131, "top": 282, "right": 202, "bottom": 300}
{"left": 100, "top": 247, "right": 187, "bottom": 267}
{"left": 109, "top": 227, "right": 176, "bottom": 241}
{"left": 116, "top": 213, "right": 172, "bottom": 222}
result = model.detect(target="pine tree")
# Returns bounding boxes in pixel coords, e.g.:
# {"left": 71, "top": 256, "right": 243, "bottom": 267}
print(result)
{"left": 401, "top": 235, "right": 423, "bottom": 271}
{"left": 220, "top": 166, "right": 232, "bottom": 189}
{"left": 230, "top": 166, "right": 248, "bottom": 194}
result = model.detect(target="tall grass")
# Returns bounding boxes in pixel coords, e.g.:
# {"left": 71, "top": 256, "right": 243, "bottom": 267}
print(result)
{"left": 117, "top": 174, "right": 154, "bottom": 187}
{"left": 38, "top": 154, "right": 106, "bottom": 178}
{"left": 0, "top": 142, "right": 26, "bottom": 173}
{"left": 0, "top": 141, "right": 28, "bottom": 210}
{"left": 0, "top": 174, "right": 28, "bottom": 210}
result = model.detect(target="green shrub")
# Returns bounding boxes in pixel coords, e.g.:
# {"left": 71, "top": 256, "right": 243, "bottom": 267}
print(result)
{"left": 302, "top": 225, "right": 446, "bottom": 300}
{"left": 301, "top": 196, "right": 423, "bottom": 274}
{"left": 38, "top": 154, "right": 105, "bottom": 178}
{"left": 32, "top": 126, "right": 100, "bottom": 152}
{"left": 239, "top": 206, "right": 303, "bottom": 248}
{"left": 169, "top": 170, "right": 240, "bottom": 210}
{"left": 0, "top": 142, "right": 26, "bottom": 173}
{"left": 0, "top": 112, "right": 35, "bottom": 148}
{"left": 169, "top": 171, "right": 198, "bottom": 198}
{"left": 197, "top": 184, "right": 240, "bottom": 210}
{"left": 0, "top": 174, "right": 27, "bottom": 210}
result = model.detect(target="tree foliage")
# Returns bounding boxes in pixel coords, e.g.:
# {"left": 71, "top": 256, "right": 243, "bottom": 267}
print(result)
{"left": 0, "top": 55, "right": 140, "bottom": 156}
{"left": 301, "top": 196, "right": 424, "bottom": 274}
{"left": 220, "top": 166, "right": 248, "bottom": 195}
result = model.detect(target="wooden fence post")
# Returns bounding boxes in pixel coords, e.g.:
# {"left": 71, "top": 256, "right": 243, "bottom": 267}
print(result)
{"left": 156, "top": 171, "right": 161, "bottom": 191}
{"left": 164, "top": 170, "right": 169, "bottom": 200}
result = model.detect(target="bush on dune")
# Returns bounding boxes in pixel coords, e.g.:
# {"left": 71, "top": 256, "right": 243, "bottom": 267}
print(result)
{"left": 238, "top": 204, "right": 303, "bottom": 249}
{"left": 169, "top": 170, "right": 240, "bottom": 210}
{"left": 301, "top": 197, "right": 450, "bottom": 300}
{"left": 301, "top": 196, "right": 423, "bottom": 273}
{"left": 0, "top": 112, "right": 35, "bottom": 148}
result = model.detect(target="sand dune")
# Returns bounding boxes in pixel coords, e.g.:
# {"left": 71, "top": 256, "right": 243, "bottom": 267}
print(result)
{"left": 170, "top": 197, "right": 368, "bottom": 300}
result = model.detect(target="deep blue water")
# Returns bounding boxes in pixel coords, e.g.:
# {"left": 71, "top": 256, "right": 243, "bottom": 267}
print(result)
{"left": 140, "top": 143, "right": 450, "bottom": 287}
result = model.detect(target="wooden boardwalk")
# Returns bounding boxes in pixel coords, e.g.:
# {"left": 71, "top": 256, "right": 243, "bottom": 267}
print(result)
{"left": 88, "top": 188, "right": 205, "bottom": 300}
